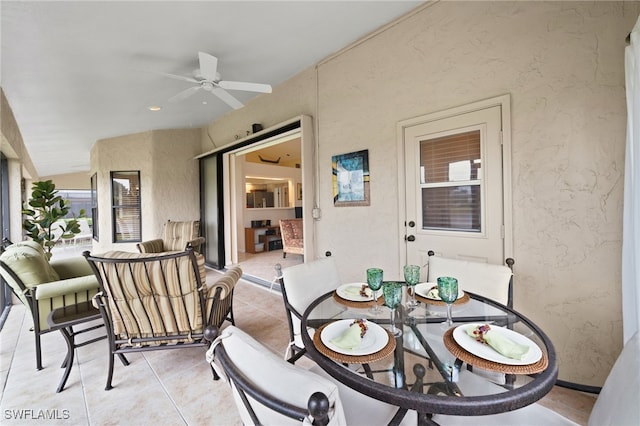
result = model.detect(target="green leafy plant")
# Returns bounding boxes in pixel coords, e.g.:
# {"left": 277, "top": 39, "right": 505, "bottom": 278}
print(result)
{"left": 22, "top": 180, "right": 86, "bottom": 259}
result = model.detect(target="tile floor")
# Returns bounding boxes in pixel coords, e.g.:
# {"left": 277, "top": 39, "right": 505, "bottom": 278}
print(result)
{"left": 0, "top": 269, "right": 594, "bottom": 425}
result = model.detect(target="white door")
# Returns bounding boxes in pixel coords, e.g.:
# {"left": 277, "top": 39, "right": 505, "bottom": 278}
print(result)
{"left": 402, "top": 101, "right": 509, "bottom": 271}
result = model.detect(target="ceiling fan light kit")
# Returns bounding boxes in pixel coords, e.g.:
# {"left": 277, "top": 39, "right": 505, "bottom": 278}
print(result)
{"left": 161, "top": 52, "right": 272, "bottom": 110}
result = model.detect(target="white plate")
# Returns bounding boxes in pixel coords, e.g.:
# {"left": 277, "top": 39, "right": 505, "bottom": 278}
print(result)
{"left": 336, "top": 283, "right": 374, "bottom": 302}
{"left": 320, "top": 319, "right": 389, "bottom": 356}
{"left": 452, "top": 323, "right": 543, "bottom": 365}
{"left": 414, "top": 282, "right": 464, "bottom": 300}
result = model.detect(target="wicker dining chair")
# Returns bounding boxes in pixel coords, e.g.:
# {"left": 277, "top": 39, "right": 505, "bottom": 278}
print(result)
{"left": 84, "top": 248, "right": 241, "bottom": 390}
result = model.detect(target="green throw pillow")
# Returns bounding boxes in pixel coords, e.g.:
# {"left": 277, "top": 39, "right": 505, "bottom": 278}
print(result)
{"left": 0, "top": 241, "right": 60, "bottom": 287}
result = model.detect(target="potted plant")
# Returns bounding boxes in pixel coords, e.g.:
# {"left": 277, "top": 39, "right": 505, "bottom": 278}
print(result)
{"left": 22, "top": 180, "right": 85, "bottom": 259}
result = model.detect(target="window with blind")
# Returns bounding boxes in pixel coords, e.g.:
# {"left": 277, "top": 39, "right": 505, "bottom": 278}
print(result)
{"left": 420, "top": 130, "right": 481, "bottom": 232}
{"left": 111, "top": 171, "right": 141, "bottom": 242}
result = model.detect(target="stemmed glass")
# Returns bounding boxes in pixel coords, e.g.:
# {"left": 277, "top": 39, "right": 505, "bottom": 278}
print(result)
{"left": 382, "top": 281, "right": 403, "bottom": 336}
{"left": 366, "top": 268, "right": 383, "bottom": 314}
{"left": 437, "top": 276, "right": 459, "bottom": 329}
{"left": 403, "top": 265, "right": 420, "bottom": 309}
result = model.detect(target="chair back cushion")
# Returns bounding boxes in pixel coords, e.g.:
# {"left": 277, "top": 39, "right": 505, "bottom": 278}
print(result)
{"left": 428, "top": 255, "right": 512, "bottom": 306}
{"left": 91, "top": 250, "right": 205, "bottom": 339}
{"left": 0, "top": 241, "right": 60, "bottom": 306}
{"left": 282, "top": 258, "right": 341, "bottom": 314}
{"left": 162, "top": 221, "right": 200, "bottom": 251}
{"left": 280, "top": 219, "right": 304, "bottom": 254}
{"left": 210, "top": 326, "right": 346, "bottom": 426}
{"left": 588, "top": 331, "right": 640, "bottom": 426}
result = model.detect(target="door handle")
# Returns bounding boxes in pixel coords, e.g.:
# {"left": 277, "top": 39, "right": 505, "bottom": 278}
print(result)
{"left": 406, "top": 235, "right": 416, "bottom": 242}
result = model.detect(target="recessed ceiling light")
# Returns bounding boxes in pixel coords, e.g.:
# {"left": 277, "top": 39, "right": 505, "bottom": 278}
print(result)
{"left": 148, "top": 106, "right": 162, "bottom": 111}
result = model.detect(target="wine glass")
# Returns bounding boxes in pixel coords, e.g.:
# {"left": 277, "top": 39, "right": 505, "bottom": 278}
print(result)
{"left": 437, "top": 276, "right": 459, "bottom": 328}
{"left": 382, "top": 281, "right": 403, "bottom": 336}
{"left": 403, "top": 265, "right": 420, "bottom": 309}
{"left": 366, "top": 268, "right": 383, "bottom": 314}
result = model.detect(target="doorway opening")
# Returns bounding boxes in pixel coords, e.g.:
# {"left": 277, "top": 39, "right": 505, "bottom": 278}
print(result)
{"left": 231, "top": 135, "right": 304, "bottom": 284}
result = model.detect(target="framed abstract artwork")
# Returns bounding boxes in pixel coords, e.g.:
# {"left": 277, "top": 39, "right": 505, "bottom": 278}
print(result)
{"left": 332, "top": 149, "right": 370, "bottom": 207}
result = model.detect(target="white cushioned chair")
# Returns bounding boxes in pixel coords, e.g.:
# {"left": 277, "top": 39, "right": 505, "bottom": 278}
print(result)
{"left": 207, "top": 325, "right": 416, "bottom": 426}
{"left": 427, "top": 252, "right": 514, "bottom": 307}
{"left": 277, "top": 258, "right": 343, "bottom": 363}
{"left": 432, "top": 331, "right": 640, "bottom": 426}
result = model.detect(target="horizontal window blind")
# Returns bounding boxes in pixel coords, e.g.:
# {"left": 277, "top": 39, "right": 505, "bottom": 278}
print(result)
{"left": 420, "top": 130, "right": 481, "bottom": 232}
{"left": 111, "top": 171, "right": 141, "bottom": 242}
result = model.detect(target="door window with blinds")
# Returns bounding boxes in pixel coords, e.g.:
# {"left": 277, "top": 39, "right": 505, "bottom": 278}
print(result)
{"left": 111, "top": 171, "right": 141, "bottom": 242}
{"left": 420, "top": 130, "right": 481, "bottom": 232}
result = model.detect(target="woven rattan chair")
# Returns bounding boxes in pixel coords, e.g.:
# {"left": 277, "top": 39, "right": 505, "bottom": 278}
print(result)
{"left": 136, "top": 220, "right": 205, "bottom": 253}
{"left": 84, "top": 248, "right": 241, "bottom": 390}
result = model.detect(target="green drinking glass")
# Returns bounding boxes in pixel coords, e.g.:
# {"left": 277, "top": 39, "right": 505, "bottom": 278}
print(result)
{"left": 437, "top": 276, "right": 458, "bottom": 328}
{"left": 366, "top": 268, "right": 383, "bottom": 314}
{"left": 403, "top": 265, "right": 420, "bottom": 309}
{"left": 382, "top": 281, "right": 403, "bottom": 336}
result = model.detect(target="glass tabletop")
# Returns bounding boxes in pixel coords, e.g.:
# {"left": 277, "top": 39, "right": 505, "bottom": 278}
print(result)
{"left": 301, "top": 287, "right": 558, "bottom": 419}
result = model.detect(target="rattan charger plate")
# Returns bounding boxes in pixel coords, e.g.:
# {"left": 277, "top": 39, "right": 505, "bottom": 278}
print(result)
{"left": 332, "top": 291, "right": 385, "bottom": 308}
{"left": 443, "top": 327, "right": 548, "bottom": 375}
{"left": 313, "top": 322, "right": 396, "bottom": 364}
{"left": 413, "top": 289, "right": 470, "bottom": 306}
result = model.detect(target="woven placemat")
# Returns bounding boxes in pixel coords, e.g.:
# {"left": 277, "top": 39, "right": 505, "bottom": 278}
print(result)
{"left": 333, "top": 291, "right": 385, "bottom": 308}
{"left": 414, "top": 290, "right": 470, "bottom": 306}
{"left": 313, "top": 322, "right": 396, "bottom": 364}
{"left": 442, "top": 327, "right": 548, "bottom": 375}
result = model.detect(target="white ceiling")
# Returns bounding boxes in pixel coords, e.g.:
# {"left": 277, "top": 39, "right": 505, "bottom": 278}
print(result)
{"left": 1, "top": 1, "right": 423, "bottom": 177}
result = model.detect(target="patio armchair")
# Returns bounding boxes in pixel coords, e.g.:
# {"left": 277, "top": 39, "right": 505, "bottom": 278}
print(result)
{"left": 206, "top": 325, "right": 416, "bottom": 425}
{"left": 0, "top": 240, "right": 100, "bottom": 370}
{"left": 83, "top": 248, "right": 241, "bottom": 390}
{"left": 136, "top": 220, "right": 205, "bottom": 254}
{"left": 279, "top": 219, "right": 303, "bottom": 258}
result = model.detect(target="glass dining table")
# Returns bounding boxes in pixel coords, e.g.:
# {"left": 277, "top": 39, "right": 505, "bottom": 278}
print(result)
{"left": 300, "top": 283, "right": 558, "bottom": 425}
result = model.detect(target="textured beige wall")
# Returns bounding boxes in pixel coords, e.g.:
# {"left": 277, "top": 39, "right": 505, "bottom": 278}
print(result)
{"left": 0, "top": 88, "right": 37, "bottom": 243}
{"left": 202, "top": 2, "right": 638, "bottom": 385}
{"left": 40, "top": 172, "right": 91, "bottom": 189}
{"left": 90, "top": 128, "right": 200, "bottom": 253}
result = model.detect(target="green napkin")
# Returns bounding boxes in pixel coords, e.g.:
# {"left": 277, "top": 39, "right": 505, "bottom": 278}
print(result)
{"left": 467, "top": 324, "right": 530, "bottom": 360}
{"left": 342, "top": 285, "right": 371, "bottom": 298}
{"left": 330, "top": 323, "right": 363, "bottom": 350}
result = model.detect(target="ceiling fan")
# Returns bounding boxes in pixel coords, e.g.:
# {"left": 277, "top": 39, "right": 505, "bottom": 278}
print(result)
{"left": 160, "top": 52, "right": 272, "bottom": 109}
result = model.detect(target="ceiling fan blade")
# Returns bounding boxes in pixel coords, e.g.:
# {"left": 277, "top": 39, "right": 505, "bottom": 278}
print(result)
{"left": 168, "top": 86, "right": 201, "bottom": 103}
{"left": 218, "top": 80, "right": 273, "bottom": 93}
{"left": 211, "top": 86, "right": 244, "bottom": 109}
{"left": 157, "top": 72, "right": 199, "bottom": 84}
{"left": 198, "top": 52, "right": 219, "bottom": 81}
